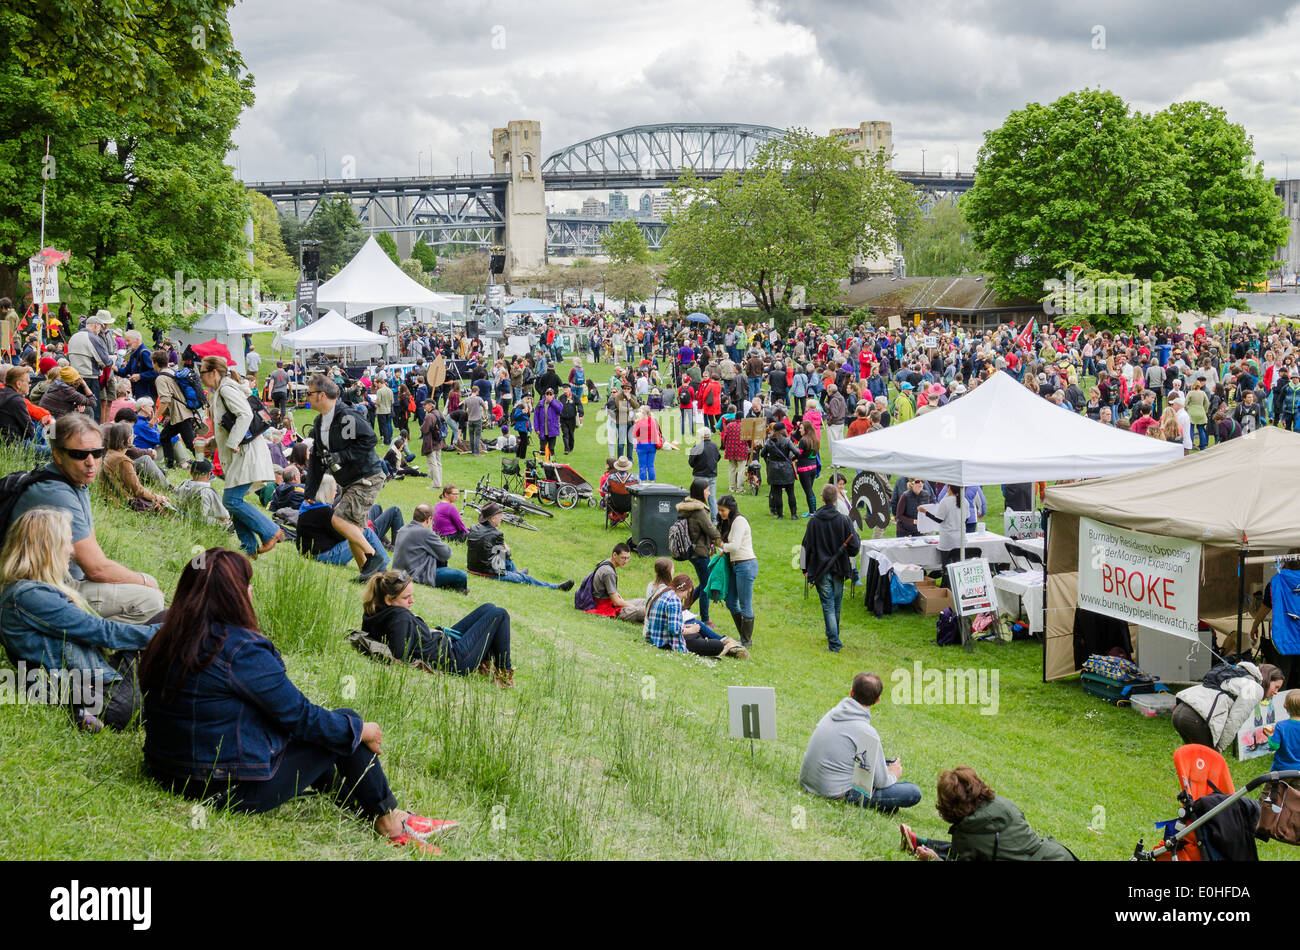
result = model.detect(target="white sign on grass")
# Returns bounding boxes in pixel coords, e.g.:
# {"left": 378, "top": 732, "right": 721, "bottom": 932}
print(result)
{"left": 728, "top": 686, "right": 776, "bottom": 741}
{"left": 1077, "top": 518, "right": 1201, "bottom": 639}
{"left": 947, "top": 558, "right": 996, "bottom": 616}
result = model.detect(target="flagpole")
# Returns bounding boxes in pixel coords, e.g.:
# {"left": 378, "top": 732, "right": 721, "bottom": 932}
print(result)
{"left": 35, "top": 135, "right": 50, "bottom": 352}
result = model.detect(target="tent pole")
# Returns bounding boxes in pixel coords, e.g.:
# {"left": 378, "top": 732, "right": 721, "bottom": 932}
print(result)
{"left": 1041, "top": 509, "right": 1050, "bottom": 683}
{"left": 1235, "top": 549, "right": 1246, "bottom": 656}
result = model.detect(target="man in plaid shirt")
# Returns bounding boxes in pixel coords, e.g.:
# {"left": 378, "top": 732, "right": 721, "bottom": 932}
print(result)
{"left": 644, "top": 586, "right": 689, "bottom": 652}
{"left": 721, "top": 416, "right": 750, "bottom": 494}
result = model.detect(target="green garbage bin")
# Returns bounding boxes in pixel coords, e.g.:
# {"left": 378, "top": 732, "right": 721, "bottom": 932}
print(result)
{"left": 628, "top": 483, "right": 688, "bottom": 558}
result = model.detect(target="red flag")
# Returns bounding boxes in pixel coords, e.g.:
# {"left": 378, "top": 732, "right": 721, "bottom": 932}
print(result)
{"left": 1067, "top": 326, "right": 1082, "bottom": 344}
{"left": 1014, "top": 317, "right": 1036, "bottom": 351}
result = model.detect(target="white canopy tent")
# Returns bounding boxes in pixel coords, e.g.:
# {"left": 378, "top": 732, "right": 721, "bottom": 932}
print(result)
{"left": 831, "top": 371, "right": 1183, "bottom": 484}
{"left": 275, "top": 309, "right": 391, "bottom": 362}
{"left": 830, "top": 370, "right": 1184, "bottom": 557}
{"left": 169, "top": 304, "right": 275, "bottom": 377}
{"left": 315, "top": 237, "right": 459, "bottom": 326}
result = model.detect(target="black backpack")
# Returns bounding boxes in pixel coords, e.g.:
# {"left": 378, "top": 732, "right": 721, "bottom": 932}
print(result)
{"left": 0, "top": 467, "right": 75, "bottom": 538}
{"left": 1202, "top": 663, "right": 1244, "bottom": 691}
{"left": 219, "top": 388, "right": 272, "bottom": 443}
{"left": 667, "top": 516, "right": 694, "bottom": 561}
{"left": 935, "top": 608, "right": 961, "bottom": 647}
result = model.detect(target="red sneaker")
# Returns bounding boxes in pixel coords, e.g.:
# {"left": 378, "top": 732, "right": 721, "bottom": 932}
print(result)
{"left": 402, "top": 814, "right": 459, "bottom": 841}
{"left": 389, "top": 833, "right": 441, "bottom": 855}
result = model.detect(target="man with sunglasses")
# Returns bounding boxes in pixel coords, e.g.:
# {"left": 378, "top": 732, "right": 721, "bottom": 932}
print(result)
{"left": 9, "top": 413, "right": 164, "bottom": 623}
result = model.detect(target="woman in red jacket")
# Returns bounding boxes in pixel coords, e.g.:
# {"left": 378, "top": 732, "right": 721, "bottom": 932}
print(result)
{"left": 631, "top": 406, "right": 664, "bottom": 481}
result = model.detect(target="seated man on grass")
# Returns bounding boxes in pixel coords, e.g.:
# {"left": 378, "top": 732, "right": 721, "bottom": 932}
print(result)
{"left": 296, "top": 474, "right": 389, "bottom": 576}
{"left": 390, "top": 503, "right": 469, "bottom": 593}
{"left": 799, "top": 672, "right": 921, "bottom": 814}
{"left": 577, "top": 542, "right": 644, "bottom": 623}
{"left": 466, "top": 503, "right": 574, "bottom": 591}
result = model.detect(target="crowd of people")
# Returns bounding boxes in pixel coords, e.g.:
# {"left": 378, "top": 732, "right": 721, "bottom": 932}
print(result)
{"left": 3, "top": 299, "right": 1299, "bottom": 860}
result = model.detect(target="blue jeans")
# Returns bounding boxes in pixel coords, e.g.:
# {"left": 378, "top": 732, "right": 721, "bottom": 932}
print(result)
{"left": 680, "top": 408, "right": 695, "bottom": 436}
{"left": 1194, "top": 423, "right": 1208, "bottom": 450}
{"left": 378, "top": 414, "right": 392, "bottom": 444}
{"left": 434, "top": 567, "right": 469, "bottom": 592}
{"left": 705, "top": 477, "right": 717, "bottom": 521}
{"left": 636, "top": 443, "right": 657, "bottom": 481}
{"left": 815, "top": 574, "right": 845, "bottom": 651}
{"left": 747, "top": 376, "right": 761, "bottom": 401}
{"left": 498, "top": 557, "right": 561, "bottom": 589}
{"left": 442, "top": 603, "right": 512, "bottom": 672}
{"left": 368, "top": 504, "right": 403, "bottom": 548}
{"left": 223, "top": 484, "right": 279, "bottom": 555}
{"left": 843, "top": 782, "right": 922, "bottom": 813}
{"left": 725, "top": 558, "right": 758, "bottom": 619}
{"left": 318, "top": 528, "right": 388, "bottom": 568}
{"left": 690, "top": 555, "right": 712, "bottom": 623}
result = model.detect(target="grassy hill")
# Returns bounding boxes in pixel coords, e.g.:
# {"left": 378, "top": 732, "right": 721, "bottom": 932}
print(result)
{"left": 1, "top": 344, "right": 1291, "bottom": 860}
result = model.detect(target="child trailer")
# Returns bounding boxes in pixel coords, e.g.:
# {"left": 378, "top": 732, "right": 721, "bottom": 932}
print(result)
{"left": 524, "top": 453, "right": 598, "bottom": 509}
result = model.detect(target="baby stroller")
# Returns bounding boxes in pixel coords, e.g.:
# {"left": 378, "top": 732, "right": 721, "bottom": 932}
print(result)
{"left": 1132, "top": 744, "right": 1300, "bottom": 860}
{"left": 525, "top": 453, "right": 597, "bottom": 510}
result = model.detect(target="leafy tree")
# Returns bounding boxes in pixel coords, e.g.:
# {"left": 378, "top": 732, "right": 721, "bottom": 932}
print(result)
{"left": 438, "top": 251, "right": 488, "bottom": 295}
{"left": 374, "top": 231, "right": 400, "bottom": 264}
{"left": 600, "top": 219, "right": 650, "bottom": 266}
{"left": 605, "top": 262, "right": 655, "bottom": 308}
{"left": 964, "top": 88, "right": 1288, "bottom": 315}
{"left": 1041, "top": 260, "right": 1196, "bottom": 333}
{"left": 663, "top": 128, "right": 915, "bottom": 312}
{"left": 399, "top": 257, "right": 432, "bottom": 289}
{"left": 249, "top": 191, "right": 294, "bottom": 270}
{"left": 901, "top": 198, "right": 982, "bottom": 276}
{"left": 304, "top": 194, "right": 365, "bottom": 277}
{"left": 411, "top": 238, "right": 437, "bottom": 272}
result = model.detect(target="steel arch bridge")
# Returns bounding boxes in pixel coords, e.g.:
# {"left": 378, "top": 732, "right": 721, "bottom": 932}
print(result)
{"left": 541, "top": 122, "right": 786, "bottom": 178}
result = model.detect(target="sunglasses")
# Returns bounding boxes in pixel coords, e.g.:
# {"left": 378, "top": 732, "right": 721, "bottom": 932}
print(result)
{"left": 63, "top": 447, "right": 106, "bottom": 460}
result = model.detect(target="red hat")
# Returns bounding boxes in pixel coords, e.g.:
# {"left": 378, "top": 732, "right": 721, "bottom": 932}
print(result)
{"left": 38, "top": 356, "right": 57, "bottom": 374}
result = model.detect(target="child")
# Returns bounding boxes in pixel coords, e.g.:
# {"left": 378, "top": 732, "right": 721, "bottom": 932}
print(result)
{"left": 1268, "top": 691, "right": 1300, "bottom": 781}
{"left": 174, "top": 458, "right": 232, "bottom": 528}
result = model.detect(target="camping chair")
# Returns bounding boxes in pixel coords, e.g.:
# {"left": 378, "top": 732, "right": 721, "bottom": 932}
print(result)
{"left": 605, "top": 479, "right": 633, "bottom": 529}
{"left": 1005, "top": 541, "right": 1045, "bottom": 573}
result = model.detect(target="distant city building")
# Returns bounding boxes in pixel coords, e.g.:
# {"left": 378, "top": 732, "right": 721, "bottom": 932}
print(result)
{"left": 581, "top": 197, "right": 606, "bottom": 215}
{"left": 830, "top": 121, "right": 893, "bottom": 167}
{"left": 608, "top": 191, "right": 629, "bottom": 216}
{"left": 649, "top": 193, "right": 672, "bottom": 218}
{"left": 639, "top": 192, "right": 653, "bottom": 213}
{"left": 1276, "top": 179, "right": 1300, "bottom": 281}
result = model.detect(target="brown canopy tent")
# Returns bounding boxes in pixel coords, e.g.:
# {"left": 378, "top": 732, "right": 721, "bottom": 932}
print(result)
{"left": 1041, "top": 427, "right": 1300, "bottom": 681}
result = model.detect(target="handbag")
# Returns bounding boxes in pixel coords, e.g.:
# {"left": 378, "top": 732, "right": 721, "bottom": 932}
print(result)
{"left": 1257, "top": 780, "right": 1300, "bottom": 845}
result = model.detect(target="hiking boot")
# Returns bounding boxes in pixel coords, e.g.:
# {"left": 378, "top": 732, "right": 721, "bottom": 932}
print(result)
{"left": 493, "top": 667, "right": 515, "bottom": 689}
{"left": 358, "top": 551, "right": 385, "bottom": 581}
{"left": 476, "top": 660, "right": 492, "bottom": 677}
{"left": 739, "top": 616, "right": 754, "bottom": 650}
{"left": 557, "top": 579, "right": 574, "bottom": 592}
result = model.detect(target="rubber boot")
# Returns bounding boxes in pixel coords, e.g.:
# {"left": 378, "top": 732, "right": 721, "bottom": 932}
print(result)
{"left": 729, "top": 611, "right": 744, "bottom": 637}
{"left": 740, "top": 616, "right": 754, "bottom": 650}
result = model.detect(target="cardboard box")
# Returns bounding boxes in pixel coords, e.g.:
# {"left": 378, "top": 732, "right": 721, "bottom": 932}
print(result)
{"left": 913, "top": 581, "right": 953, "bottom": 615}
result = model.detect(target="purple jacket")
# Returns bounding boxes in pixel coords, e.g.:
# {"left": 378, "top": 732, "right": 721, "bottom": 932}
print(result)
{"left": 533, "top": 396, "right": 562, "bottom": 437}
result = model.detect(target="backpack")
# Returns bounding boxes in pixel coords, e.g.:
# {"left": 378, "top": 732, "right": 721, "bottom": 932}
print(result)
{"left": 0, "top": 467, "right": 76, "bottom": 539}
{"left": 667, "top": 516, "right": 694, "bottom": 561}
{"left": 935, "top": 607, "right": 961, "bottom": 646}
{"left": 574, "top": 561, "right": 606, "bottom": 611}
{"left": 172, "top": 367, "right": 207, "bottom": 412}
{"left": 219, "top": 387, "right": 271, "bottom": 444}
{"left": 1202, "top": 663, "right": 1244, "bottom": 691}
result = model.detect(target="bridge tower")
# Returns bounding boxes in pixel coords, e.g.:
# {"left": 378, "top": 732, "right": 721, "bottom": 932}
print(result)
{"left": 492, "top": 120, "right": 547, "bottom": 280}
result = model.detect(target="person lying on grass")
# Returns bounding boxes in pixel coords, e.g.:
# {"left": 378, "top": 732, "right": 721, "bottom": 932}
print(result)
{"left": 0, "top": 507, "right": 161, "bottom": 731}
{"left": 466, "top": 502, "right": 574, "bottom": 591}
{"left": 899, "top": 767, "right": 1076, "bottom": 861}
{"left": 361, "top": 569, "right": 514, "bottom": 687}
{"left": 642, "top": 557, "right": 747, "bottom": 658}
{"left": 139, "top": 548, "right": 456, "bottom": 854}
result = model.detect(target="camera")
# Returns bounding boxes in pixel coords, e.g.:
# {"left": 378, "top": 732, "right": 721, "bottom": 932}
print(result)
{"left": 321, "top": 450, "right": 344, "bottom": 475}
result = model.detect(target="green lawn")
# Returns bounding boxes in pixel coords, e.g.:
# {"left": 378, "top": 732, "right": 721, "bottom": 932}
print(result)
{"left": 0, "top": 341, "right": 1291, "bottom": 861}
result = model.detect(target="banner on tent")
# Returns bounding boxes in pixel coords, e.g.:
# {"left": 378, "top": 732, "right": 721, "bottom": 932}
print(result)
{"left": 1076, "top": 518, "right": 1201, "bottom": 639}
{"left": 849, "top": 471, "right": 891, "bottom": 531}
{"left": 1004, "top": 510, "right": 1042, "bottom": 540}
{"left": 295, "top": 279, "right": 318, "bottom": 328}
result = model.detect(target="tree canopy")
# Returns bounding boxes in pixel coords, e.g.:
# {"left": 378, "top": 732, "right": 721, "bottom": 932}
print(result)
{"left": 964, "top": 88, "right": 1288, "bottom": 316}
{"left": 662, "top": 128, "right": 916, "bottom": 313}
{"left": 901, "top": 197, "right": 981, "bottom": 276}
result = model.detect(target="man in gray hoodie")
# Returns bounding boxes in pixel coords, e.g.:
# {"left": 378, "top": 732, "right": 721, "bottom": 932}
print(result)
{"left": 391, "top": 503, "right": 469, "bottom": 592}
{"left": 799, "top": 672, "right": 921, "bottom": 813}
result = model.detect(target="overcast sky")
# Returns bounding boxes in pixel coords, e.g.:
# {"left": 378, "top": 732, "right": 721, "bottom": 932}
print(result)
{"left": 228, "top": 0, "right": 1300, "bottom": 207}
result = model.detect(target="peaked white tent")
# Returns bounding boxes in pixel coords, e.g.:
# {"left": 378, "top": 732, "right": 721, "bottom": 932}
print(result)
{"left": 276, "top": 309, "right": 391, "bottom": 361}
{"left": 316, "top": 236, "right": 458, "bottom": 320}
{"left": 170, "top": 304, "right": 275, "bottom": 377}
{"left": 505, "top": 297, "right": 557, "bottom": 314}
{"left": 831, "top": 371, "right": 1183, "bottom": 484}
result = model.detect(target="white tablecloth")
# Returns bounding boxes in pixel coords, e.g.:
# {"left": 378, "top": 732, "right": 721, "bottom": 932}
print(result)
{"left": 994, "top": 570, "right": 1044, "bottom": 634}
{"left": 859, "top": 531, "right": 1019, "bottom": 572}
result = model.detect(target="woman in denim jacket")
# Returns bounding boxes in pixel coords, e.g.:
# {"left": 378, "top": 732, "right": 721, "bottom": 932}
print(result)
{"left": 0, "top": 507, "right": 160, "bottom": 731}
{"left": 139, "top": 548, "right": 456, "bottom": 852}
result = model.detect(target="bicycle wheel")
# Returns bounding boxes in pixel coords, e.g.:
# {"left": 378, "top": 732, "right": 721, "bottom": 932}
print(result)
{"left": 509, "top": 496, "right": 553, "bottom": 517}
{"left": 501, "top": 511, "right": 539, "bottom": 531}
{"left": 556, "top": 484, "right": 579, "bottom": 510}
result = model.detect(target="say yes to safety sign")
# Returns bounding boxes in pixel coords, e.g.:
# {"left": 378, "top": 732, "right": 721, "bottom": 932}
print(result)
{"left": 1077, "top": 518, "right": 1201, "bottom": 639}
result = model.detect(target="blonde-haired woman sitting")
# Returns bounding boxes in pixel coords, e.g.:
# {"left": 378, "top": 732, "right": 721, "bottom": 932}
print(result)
{"left": 0, "top": 507, "right": 160, "bottom": 730}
